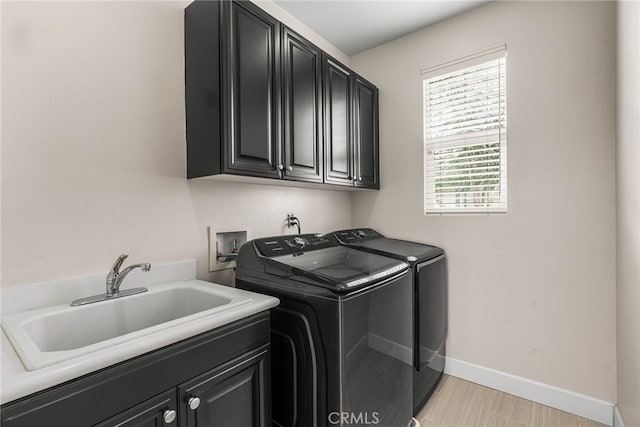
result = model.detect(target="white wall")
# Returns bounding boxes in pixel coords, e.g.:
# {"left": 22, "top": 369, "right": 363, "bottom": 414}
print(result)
{"left": 616, "top": 1, "right": 640, "bottom": 425}
{"left": 0, "top": 1, "right": 351, "bottom": 287}
{"left": 350, "top": 1, "right": 617, "bottom": 401}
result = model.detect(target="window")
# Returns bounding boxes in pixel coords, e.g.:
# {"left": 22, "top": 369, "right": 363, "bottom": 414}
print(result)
{"left": 422, "top": 45, "right": 507, "bottom": 214}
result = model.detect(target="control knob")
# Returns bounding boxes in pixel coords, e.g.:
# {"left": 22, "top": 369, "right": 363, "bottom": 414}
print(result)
{"left": 293, "top": 237, "right": 306, "bottom": 249}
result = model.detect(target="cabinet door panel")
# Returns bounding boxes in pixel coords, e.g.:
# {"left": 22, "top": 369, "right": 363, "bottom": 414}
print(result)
{"left": 323, "top": 56, "right": 353, "bottom": 186}
{"left": 223, "top": 1, "right": 280, "bottom": 178}
{"left": 93, "top": 391, "right": 177, "bottom": 427}
{"left": 185, "top": 0, "right": 222, "bottom": 178}
{"left": 181, "top": 349, "right": 269, "bottom": 427}
{"left": 354, "top": 76, "right": 379, "bottom": 189}
{"left": 282, "top": 27, "right": 322, "bottom": 182}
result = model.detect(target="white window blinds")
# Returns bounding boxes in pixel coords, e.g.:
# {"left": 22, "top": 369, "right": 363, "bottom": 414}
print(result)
{"left": 423, "top": 46, "right": 507, "bottom": 214}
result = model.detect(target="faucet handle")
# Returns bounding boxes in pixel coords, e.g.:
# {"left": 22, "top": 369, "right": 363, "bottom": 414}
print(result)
{"left": 110, "top": 253, "right": 129, "bottom": 275}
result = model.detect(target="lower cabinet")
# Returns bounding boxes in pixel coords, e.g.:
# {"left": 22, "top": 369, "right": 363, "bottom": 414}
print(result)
{"left": 181, "top": 350, "right": 268, "bottom": 427}
{"left": 96, "top": 350, "right": 269, "bottom": 427}
{"left": 1, "top": 313, "right": 271, "bottom": 427}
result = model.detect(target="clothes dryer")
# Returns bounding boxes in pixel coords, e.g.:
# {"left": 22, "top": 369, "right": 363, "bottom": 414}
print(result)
{"left": 332, "top": 228, "right": 447, "bottom": 414}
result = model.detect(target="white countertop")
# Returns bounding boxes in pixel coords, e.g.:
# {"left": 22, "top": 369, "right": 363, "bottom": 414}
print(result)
{"left": 0, "top": 260, "right": 278, "bottom": 404}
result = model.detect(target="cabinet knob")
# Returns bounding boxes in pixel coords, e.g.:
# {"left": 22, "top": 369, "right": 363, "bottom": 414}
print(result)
{"left": 276, "top": 164, "right": 284, "bottom": 171}
{"left": 287, "top": 165, "right": 293, "bottom": 172}
{"left": 358, "top": 176, "right": 363, "bottom": 181}
{"left": 163, "top": 409, "right": 177, "bottom": 424}
{"left": 188, "top": 396, "right": 201, "bottom": 410}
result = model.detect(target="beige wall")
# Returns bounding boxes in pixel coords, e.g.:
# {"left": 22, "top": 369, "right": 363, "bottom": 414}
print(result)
{"left": 0, "top": 0, "right": 626, "bottom": 408}
{"left": 616, "top": 1, "right": 640, "bottom": 425}
{"left": 254, "top": 0, "right": 349, "bottom": 65}
{"left": 0, "top": 1, "right": 352, "bottom": 287}
{"left": 350, "top": 1, "right": 617, "bottom": 401}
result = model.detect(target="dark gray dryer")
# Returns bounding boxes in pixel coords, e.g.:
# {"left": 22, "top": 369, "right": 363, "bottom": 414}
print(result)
{"left": 332, "top": 228, "right": 447, "bottom": 415}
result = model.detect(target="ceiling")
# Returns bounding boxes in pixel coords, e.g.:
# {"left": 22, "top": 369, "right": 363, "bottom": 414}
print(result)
{"left": 273, "top": 1, "right": 492, "bottom": 56}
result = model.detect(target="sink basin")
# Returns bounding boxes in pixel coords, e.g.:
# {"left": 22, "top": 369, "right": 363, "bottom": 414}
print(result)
{"left": 23, "top": 288, "right": 232, "bottom": 352}
{"left": 2, "top": 281, "right": 253, "bottom": 371}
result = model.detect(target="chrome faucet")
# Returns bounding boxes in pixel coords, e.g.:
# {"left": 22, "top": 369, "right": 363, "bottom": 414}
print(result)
{"left": 106, "top": 254, "right": 151, "bottom": 297}
{"left": 71, "top": 254, "right": 151, "bottom": 306}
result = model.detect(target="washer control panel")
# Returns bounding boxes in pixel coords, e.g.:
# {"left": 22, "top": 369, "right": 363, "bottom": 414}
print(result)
{"left": 333, "top": 228, "right": 383, "bottom": 244}
{"left": 255, "top": 233, "right": 337, "bottom": 257}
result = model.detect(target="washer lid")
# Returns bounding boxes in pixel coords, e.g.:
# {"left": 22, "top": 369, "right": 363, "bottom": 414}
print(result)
{"left": 357, "top": 238, "right": 444, "bottom": 263}
{"left": 269, "top": 246, "right": 409, "bottom": 292}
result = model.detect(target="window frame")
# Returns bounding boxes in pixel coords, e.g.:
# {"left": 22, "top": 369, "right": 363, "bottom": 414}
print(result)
{"left": 422, "top": 45, "right": 507, "bottom": 215}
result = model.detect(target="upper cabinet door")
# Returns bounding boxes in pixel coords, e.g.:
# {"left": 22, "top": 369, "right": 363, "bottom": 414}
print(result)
{"left": 353, "top": 75, "right": 380, "bottom": 189}
{"left": 323, "top": 56, "right": 353, "bottom": 186}
{"left": 281, "top": 27, "right": 323, "bottom": 183}
{"left": 222, "top": 1, "right": 281, "bottom": 178}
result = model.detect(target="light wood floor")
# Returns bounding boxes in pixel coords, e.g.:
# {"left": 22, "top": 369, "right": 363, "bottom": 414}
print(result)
{"left": 416, "top": 375, "right": 604, "bottom": 427}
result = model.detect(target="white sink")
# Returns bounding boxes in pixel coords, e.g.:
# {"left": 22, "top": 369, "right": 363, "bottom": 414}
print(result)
{"left": 2, "top": 281, "right": 257, "bottom": 371}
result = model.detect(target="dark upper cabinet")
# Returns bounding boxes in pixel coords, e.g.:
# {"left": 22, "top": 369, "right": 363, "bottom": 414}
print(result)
{"left": 185, "top": 0, "right": 222, "bottom": 179}
{"left": 353, "top": 75, "right": 379, "bottom": 189}
{"left": 281, "top": 27, "right": 323, "bottom": 183}
{"left": 323, "top": 56, "right": 353, "bottom": 186}
{"left": 323, "top": 56, "right": 380, "bottom": 189}
{"left": 223, "top": 1, "right": 281, "bottom": 178}
{"left": 185, "top": 0, "right": 280, "bottom": 179}
{"left": 185, "top": 0, "right": 379, "bottom": 189}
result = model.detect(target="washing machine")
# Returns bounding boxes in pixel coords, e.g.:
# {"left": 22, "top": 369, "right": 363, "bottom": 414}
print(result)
{"left": 235, "top": 233, "right": 415, "bottom": 427}
{"left": 332, "top": 228, "right": 447, "bottom": 415}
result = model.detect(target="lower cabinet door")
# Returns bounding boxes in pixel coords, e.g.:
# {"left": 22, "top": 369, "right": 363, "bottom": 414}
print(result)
{"left": 179, "top": 349, "right": 270, "bottom": 427}
{"left": 93, "top": 390, "right": 177, "bottom": 427}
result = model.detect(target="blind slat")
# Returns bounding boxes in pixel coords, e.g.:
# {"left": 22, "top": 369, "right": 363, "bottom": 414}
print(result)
{"left": 429, "top": 117, "right": 505, "bottom": 134}
{"left": 428, "top": 76, "right": 504, "bottom": 100}
{"left": 433, "top": 151, "right": 500, "bottom": 163}
{"left": 432, "top": 164, "right": 500, "bottom": 174}
{"left": 426, "top": 101, "right": 503, "bottom": 122}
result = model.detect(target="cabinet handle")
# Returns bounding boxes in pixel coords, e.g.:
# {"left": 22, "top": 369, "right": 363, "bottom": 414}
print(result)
{"left": 163, "top": 409, "right": 177, "bottom": 424}
{"left": 287, "top": 165, "right": 293, "bottom": 172}
{"left": 276, "top": 164, "right": 284, "bottom": 171}
{"left": 188, "top": 396, "right": 201, "bottom": 410}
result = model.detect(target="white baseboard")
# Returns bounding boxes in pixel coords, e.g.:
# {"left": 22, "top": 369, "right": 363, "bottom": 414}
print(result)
{"left": 444, "top": 357, "right": 614, "bottom": 426}
{"left": 614, "top": 405, "right": 626, "bottom": 427}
